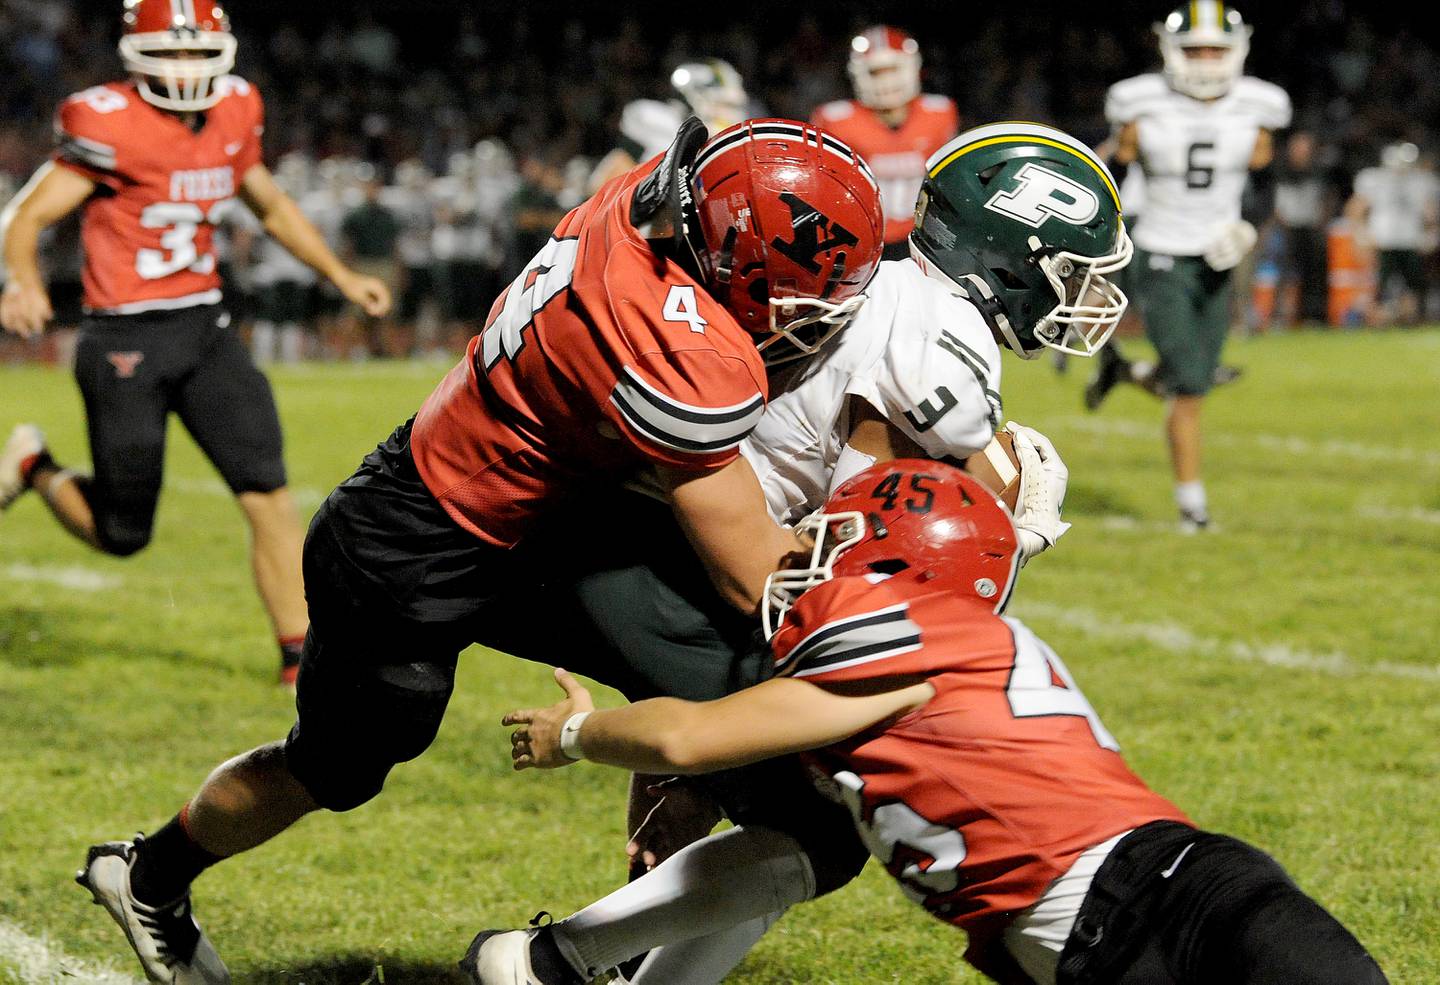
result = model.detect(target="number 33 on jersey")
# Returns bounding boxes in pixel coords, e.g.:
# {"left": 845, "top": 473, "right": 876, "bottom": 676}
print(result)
{"left": 51, "top": 76, "right": 263, "bottom": 315}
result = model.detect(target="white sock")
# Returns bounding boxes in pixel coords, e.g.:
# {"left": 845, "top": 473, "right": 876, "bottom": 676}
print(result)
{"left": 279, "top": 323, "right": 304, "bottom": 363}
{"left": 628, "top": 911, "right": 783, "bottom": 985}
{"left": 251, "top": 321, "right": 277, "bottom": 363}
{"left": 1175, "top": 480, "right": 1207, "bottom": 516}
{"left": 552, "top": 826, "right": 814, "bottom": 979}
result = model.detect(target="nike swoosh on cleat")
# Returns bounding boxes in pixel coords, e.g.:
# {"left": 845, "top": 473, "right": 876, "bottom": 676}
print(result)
{"left": 1161, "top": 842, "right": 1195, "bottom": 879}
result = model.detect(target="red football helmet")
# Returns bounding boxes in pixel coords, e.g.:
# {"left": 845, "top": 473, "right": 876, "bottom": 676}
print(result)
{"left": 848, "top": 26, "right": 922, "bottom": 111}
{"left": 686, "top": 119, "right": 884, "bottom": 364}
{"left": 119, "top": 0, "right": 237, "bottom": 112}
{"left": 762, "top": 460, "right": 1019, "bottom": 637}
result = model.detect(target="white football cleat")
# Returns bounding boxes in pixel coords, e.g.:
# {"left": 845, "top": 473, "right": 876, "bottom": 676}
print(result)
{"left": 0, "top": 423, "right": 45, "bottom": 510}
{"left": 460, "top": 914, "right": 587, "bottom": 985}
{"left": 77, "top": 839, "right": 229, "bottom": 985}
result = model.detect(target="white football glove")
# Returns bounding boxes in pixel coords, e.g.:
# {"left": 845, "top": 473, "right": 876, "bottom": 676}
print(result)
{"left": 1005, "top": 422, "right": 1072, "bottom": 565}
{"left": 1203, "top": 219, "right": 1258, "bottom": 272}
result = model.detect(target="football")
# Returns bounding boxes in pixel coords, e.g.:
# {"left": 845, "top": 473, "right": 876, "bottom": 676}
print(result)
{"left": 962, "top": 430, "right": 1022, "bottom": 513}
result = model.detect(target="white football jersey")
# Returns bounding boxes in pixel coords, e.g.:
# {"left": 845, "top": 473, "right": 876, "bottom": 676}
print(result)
{"left": 1106, "top": 73, "right": 1291, "bottom": 256}
{"left": 740, "top": 259, "right": 1002, "bottom": 525}
{"left": 1353, "top": 166, "right": 1440, "bottom": 251}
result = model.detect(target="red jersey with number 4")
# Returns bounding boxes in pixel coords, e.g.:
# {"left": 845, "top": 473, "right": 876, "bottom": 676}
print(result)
{"left": 770, "top": 576, "right": 1190, "bottom": 978}
{"left": 410, "top": 160, "right": 768, "bottom": 548}
{"left": 812, "top": 96, "right": 957, "bottom": 244}
{"left": 51, "top": 78, "right": 263, "bottom": 314}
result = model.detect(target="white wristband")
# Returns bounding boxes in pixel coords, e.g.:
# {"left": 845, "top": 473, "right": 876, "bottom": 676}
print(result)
{"left": 559, "top": 712, "right": 591, "bottom": 762}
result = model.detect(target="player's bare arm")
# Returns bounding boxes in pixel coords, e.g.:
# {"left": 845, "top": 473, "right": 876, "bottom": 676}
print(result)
{"left": 238, "top": 163, "right": 391, "bottom": 317}
{"left": 662, "top": 455, "right": 807, "bottom": 613}
{"left": 1111, "top": 121, "right": 1141, "bottom": 167}
{"left": 0, "top": 162, "right": 95, "bottom": 337}
{"left": 1250, "top": 128, "right": 1275, "bottom": 170}
{"left": 505, "top": 667, "right": 933, "bottom": 773}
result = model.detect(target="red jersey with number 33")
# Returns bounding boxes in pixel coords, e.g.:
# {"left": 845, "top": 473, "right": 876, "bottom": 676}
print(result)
{"left": 811, "top": 96, "right": 958, "bottom": 244}
{"left": 51, "top": 78, "right": 263, "bottom": 314}
{"left": 770, "top": 576, "right": 1190, "bottom": 978}
{"left": 410, "top": 159, "right": 768, "bottom": 548}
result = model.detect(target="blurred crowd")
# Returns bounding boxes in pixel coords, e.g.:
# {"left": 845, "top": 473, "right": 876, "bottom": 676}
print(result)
{"left": 2, "top": 0, "right": 1438, "bottom": 358}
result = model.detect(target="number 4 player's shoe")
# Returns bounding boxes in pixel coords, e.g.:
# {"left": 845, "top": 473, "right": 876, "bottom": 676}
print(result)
{"left": 1, "top": 423, "right": 46, "bottom": 510}
{"left": 76, "top": 839, "right": 230, "bottom": 985}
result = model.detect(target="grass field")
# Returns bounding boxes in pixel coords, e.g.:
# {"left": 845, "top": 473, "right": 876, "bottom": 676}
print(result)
{"left": 1, "top": 329, "right": 1438, "bottom": 984}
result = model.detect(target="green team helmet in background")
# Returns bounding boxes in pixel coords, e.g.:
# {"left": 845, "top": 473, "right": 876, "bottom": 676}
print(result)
{"left": 1157, "top": 1, "right": 1252, "bottom": 99}
{"left": 909, "top": 121, "right": 1132, "bottom": 360}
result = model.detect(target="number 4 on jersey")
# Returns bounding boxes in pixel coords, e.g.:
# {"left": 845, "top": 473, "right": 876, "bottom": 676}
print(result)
{"left": 1003, "top": 617, "right": 1120, "bottom": 751}
{"left": 662, "top": 284, "right": 707, "bottom": 334}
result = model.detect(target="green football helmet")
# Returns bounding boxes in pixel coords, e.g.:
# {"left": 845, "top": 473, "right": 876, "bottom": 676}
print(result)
{"left": 909, "top": 121, "right": 1132, "bottom": 360}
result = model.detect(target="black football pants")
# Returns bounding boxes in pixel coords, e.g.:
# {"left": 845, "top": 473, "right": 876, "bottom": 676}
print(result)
{"left": 1057, "top": 821, "right": 1388, "bottom": 985}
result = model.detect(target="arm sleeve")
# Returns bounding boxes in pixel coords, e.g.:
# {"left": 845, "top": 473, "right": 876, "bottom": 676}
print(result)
{"left": 1255, "top": 82, "right": 1293, "bottom": 131}
{"left": 52, "top": 96, "right": 122, "bottom": 191}
{"left": 849, "top": 300, "right": 1002, "bottom": 461}
{"left": 770, "top": 579, "right": 925, "bottom": 681}
{"left": 1104, "top": 81, "right": 1139, "bottom": 127}
{"left": 607, "top": 346, "right": 767, "bottom": 472}
{"left": 597, "top": 240, "right": 768, "bottom": 471}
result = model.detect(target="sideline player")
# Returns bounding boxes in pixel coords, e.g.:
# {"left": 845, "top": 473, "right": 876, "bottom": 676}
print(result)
{"left": 1343, "top": 141, "right": 1439, "bottom": 327}
{"left": 479, "top": 461, "right": 1388, "bottom": 985}
{"left": 75, "top": 118, "right": 884, "bottom": 985}
{"left": 0, "top": 0, "right": 391, "bottom": 683}
{"left": 462, "top": 121, "right": 1131, "bottom": 982}
{"left": 587, "top": 59, "right": 751, "bottom": 194}
{"left": 1083, "top": 2, "right": 1290, "bottom": 531}
{"left": 813, "top": 26, "right": 958, "bottom": 261}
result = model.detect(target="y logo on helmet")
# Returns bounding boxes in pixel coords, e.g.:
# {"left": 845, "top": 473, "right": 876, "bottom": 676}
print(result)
{"left": 983, "top": 163, "right": 1099, "bottom": 230}
{"left": 770, "top": 191, "right": 859, "bottom": 274}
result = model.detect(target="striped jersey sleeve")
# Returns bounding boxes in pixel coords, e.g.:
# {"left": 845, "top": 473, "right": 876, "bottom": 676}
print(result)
{"left": 608, "top": 358, "right": 766, "bottom": 468}
{"left": 594, "top": 228, "right": 767, "bottom": 472}
{"left": 772, "top": 577, "right": 924, "bottom": 681}
{"left": 52, "top": 88, "right": 126, "bottom": 189}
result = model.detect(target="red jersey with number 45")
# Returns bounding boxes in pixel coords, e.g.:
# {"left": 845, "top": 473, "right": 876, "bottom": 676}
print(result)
{"left": 812, "top": 96, "right": 957, "bottom": 244}
{"left": 51, "top": 78, "right": 262, "bottom": 314}
{"left": 770, "top": 576, "right": 1190, "bottom": 978}
{"left": 410, "top": 160, "right": 768, "bottom": 548}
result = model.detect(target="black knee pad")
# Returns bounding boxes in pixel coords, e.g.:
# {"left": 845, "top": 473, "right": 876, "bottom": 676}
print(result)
{"left": 285, "top": 643, "right": 457, "bottom": 813}
{"left": 284, "top": 732, "right": 394, "bottom": 813}
{"left": 792, "top": 805, "right": 869, "bottom": 897}
{"left": 704, "top": 756, "right": 870, "bottom": 899}
{"left": 95, "top": 515, "right": 154, "bottom": 557}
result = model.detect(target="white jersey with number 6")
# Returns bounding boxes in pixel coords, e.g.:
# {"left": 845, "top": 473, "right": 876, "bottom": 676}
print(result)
{"left": 740, "top": 259, "right": 1002, "bottom": 525}
{"left": 1106, "top": 73, "right": 1290, "bottom": 257}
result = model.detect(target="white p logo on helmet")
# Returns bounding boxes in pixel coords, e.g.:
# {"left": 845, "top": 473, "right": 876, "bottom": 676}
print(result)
{"left": 984, "top": 163, "right": 1100, "bottom": 229}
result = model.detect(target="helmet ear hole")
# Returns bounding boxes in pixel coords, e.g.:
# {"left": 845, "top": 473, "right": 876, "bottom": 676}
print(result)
{"left": 976, "top": 163, "right": 1005, "bottom": 186}
{"left": 868, "top": 558, "right": 909, "bottom": 575}
{"left": 991, "top": 267, "right": 1028, "bottom": 291}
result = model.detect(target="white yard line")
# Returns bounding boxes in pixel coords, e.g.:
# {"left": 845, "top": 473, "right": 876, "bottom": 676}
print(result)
{"left": 3, "top": 564, "right": 121, "bottom": 592}
{"left": 1019, "top": 602, "right": 1440, "bottom": 683}
{"left": 164, "top": 476, "right": 326, "bottom": 508}
{"left": 1054, "top": 415, "right": 1440, "bottom": 467}
{"left": 0, "top": 920, "right": 143, "bottom": 985}
{"left": 1356, "top": 504, "right": 1440, "bottom": 526}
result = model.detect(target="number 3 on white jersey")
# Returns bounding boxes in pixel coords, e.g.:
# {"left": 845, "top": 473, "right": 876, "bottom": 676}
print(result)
{"left": 662, "top": 284, "right": 707, "bottom": 334}
{"left": 1003, "top": 616, "right": 1120, "bottom": 751}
